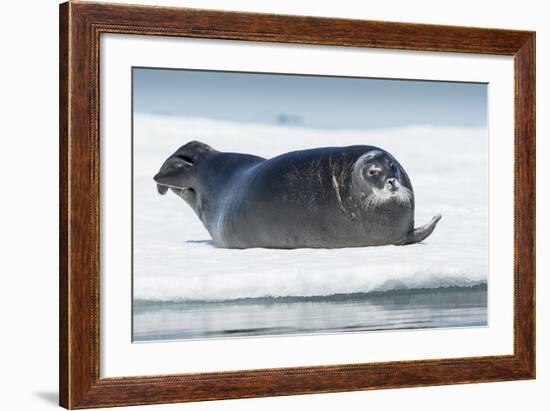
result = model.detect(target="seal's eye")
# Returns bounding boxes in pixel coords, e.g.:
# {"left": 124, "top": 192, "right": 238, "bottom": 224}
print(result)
{"left": 389, "top": 162, "right": 395, "bottom": 169}
{"left": 368, "top": 169, "right": 378, "bottom": 176}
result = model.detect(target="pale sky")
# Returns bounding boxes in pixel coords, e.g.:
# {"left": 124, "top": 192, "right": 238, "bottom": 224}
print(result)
{"left": 133, "top": 67, "right": 487, "bottom": 130}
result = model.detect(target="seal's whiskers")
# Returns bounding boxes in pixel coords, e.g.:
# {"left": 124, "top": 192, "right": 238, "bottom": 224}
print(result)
{"left": 363, "top": 186, "right": 413, "bottom": 210}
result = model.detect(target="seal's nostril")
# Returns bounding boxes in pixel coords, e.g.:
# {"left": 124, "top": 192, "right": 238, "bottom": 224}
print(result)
{"left": 387, "top": 178, "right": 398, "bottom": 192}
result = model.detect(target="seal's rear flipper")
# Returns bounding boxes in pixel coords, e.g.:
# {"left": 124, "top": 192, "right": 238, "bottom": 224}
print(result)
{"left": 397, "top": 214, "right": 442, "bottom": 245}
{"left": 156, "top": 183, "right": 169, "bottom": 195}
{"left": 154, "top": 154, "right": 194, "bottom": 195}
{"left": 154, "top": 168, "right": 186, "bottom": 195}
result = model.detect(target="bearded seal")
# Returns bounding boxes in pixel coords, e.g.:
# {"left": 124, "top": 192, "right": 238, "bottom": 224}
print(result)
{"left": 154, "top": 141, "right": 441, "bottom": 249}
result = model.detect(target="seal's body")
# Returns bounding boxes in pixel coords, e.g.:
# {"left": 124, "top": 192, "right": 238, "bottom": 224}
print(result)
{"left": 154, "top": 141, "right": 441, "bottom": 249}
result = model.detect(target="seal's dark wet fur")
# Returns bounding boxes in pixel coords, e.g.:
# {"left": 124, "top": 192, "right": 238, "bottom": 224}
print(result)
{"left": 154, "top": 141, "right": 441, "bottom": 249}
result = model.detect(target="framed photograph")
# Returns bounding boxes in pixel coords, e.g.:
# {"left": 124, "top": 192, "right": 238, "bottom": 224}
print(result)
{"left": 59, "top": 1, "right": 535, "bottom": 409}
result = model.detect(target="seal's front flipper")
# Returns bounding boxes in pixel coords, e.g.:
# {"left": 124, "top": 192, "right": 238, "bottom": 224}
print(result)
{"left": 397, "top": 214, "right": 442, "bottom": 245}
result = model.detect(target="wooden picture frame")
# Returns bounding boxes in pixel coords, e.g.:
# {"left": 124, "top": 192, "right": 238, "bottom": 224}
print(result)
{"left": 59, "top": 1, "right": 535, "bottom": 408}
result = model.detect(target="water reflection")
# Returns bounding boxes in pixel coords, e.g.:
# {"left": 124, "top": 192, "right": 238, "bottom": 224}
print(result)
{"left": 133, "top": 286, "right": 487, "bottom": 342}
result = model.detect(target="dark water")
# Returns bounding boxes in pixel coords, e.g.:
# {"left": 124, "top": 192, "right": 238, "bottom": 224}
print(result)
{"left": 133, "top": 285, "right": 487, "bottom": 342}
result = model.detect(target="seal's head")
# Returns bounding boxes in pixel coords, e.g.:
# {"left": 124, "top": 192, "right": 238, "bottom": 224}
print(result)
{"left": 154, "top": 141, "right": 215, "bottom": 212}
{"left": 351, "top": 149, "right": 413, "bottom": 209}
